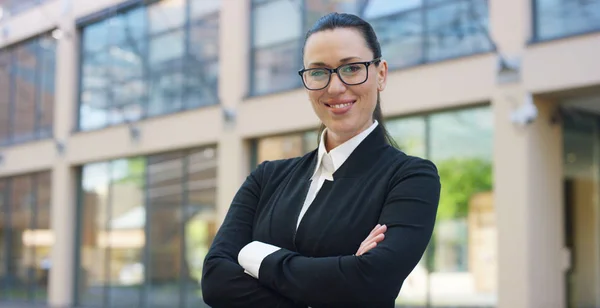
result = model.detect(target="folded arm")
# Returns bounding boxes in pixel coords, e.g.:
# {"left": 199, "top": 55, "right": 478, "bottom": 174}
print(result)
{"left": 201, "top": 161, "right": 305, "bottom": 308}
{"left": 239, "top": 158, "right": 440, "bottom": 306}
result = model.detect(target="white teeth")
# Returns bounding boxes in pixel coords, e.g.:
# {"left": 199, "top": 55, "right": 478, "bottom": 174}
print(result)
{"left": 330, "top": 102, "right": 353, "bottom": 109}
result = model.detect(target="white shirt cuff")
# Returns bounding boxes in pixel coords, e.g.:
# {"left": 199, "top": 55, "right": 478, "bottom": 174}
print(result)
{"left": 238, "top": 241, "right": 281, "bottom": 279}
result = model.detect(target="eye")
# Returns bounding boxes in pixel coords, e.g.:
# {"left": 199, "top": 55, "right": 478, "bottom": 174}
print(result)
{"left": 309, "top": 69, "right": 327, "bottom": 77}
{"left": 341, "top": 64, "right": 362, "bottom": 74}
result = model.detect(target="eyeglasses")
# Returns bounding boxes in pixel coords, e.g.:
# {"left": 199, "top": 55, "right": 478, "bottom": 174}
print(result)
{"left": 298, "top": 58, "right": 381, "bottom": 91}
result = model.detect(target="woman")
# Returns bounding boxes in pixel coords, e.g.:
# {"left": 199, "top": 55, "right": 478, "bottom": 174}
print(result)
{"left": 201, "top": 12, "right": 440, "bottom": 308}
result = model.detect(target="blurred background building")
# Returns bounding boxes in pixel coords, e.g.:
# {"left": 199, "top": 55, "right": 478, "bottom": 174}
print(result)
{"left": 0, "top": 0, "right": 598, "bottom": 307}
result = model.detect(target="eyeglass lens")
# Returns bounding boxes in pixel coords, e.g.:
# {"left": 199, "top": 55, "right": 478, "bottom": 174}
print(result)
{"left": 302, "top": 63, "right": 368, "bottom": 90}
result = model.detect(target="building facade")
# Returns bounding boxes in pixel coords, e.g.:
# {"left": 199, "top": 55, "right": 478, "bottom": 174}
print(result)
{"left": 0, "top": 0, "right": 598, "bottom": 307}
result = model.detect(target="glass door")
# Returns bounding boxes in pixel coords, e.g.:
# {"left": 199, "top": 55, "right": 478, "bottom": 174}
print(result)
{"left": 563, "top": 109, "right": 600, "bottom": 308}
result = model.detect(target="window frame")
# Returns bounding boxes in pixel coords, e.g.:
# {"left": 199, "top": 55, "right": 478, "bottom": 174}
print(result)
{"left": 529, "top": 0, "right": 600, "bottom": 43}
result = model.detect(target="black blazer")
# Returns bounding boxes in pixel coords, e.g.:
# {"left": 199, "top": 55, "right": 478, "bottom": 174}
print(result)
{"left": 201, "top": 126, "right": 441, "bottom": 308}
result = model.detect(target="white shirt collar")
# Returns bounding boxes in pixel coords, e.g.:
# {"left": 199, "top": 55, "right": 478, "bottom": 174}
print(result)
{"left": 311, "top": 120, "right": 379, "bottom": 180}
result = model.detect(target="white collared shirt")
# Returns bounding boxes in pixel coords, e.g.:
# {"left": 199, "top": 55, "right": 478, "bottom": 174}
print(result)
{"left": 296, "top": 120, "right": 379, "bottom": 228}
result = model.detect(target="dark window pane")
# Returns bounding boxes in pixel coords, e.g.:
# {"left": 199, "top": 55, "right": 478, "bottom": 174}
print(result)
{"left": 0, "top": 50, "right": 10, "bottom": 145}
{"left": 12, "top": 41, "right": 37, "bottom": 143}
{"left": 38, "top": 36, "right": 56, "bottom": 139}
{"left": 79, "top": 163, "right": 111, "bottom": 307}
{"left": 79, "top": 53, "right": 110, "bottom": 131}
{"left": 425, "top": 0, "right": 493, "bottom": 61}
{"left": 0, "top": 178, "right": 7, "bottom": 299}
{"left": 252, "top": 40, "right": 302, "bottom": 95}
{"left": 535, "top": 0, "right": 600, "bottom": 40}
{"left": 33, "top": 172, "right": 51, "bottom": 301}
{"left": 148, "top": 0, "right": 185, "bottom": 34}
{"left": 370, "top": 10, "right": 424, "bottom": 68}
{"left": 8, "top": 175, "right": 35, "bottom": 300}
{"left": 252, "top": 0, "right": 302, "bottom": 48}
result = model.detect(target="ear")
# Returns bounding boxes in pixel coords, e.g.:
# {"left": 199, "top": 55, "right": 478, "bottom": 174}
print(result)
{"left": 376, "top": 59, "right": 388, "bottom": 92}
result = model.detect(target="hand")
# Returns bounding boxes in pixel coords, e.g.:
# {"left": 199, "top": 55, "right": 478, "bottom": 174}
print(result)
{"left": 355, "top": 224, "right": 387, "bottom": 256}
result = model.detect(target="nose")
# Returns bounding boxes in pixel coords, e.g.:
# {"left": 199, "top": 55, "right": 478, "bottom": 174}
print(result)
{"left": 327, "top": 73, "right": 346, "bottom": 94}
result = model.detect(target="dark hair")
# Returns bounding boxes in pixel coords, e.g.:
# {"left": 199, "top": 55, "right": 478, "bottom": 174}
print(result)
{"left": 303, "top": 12, "right": 398, "bottom": 149}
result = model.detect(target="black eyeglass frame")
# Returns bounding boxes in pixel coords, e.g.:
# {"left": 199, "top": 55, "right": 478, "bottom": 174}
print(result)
{"left": 297, "top": 57, "right": 381, "bottom": 91}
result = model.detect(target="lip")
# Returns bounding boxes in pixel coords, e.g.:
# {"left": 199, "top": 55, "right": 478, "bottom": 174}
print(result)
{"left": 324, "top": 100, "right": 356, "bottom": 115}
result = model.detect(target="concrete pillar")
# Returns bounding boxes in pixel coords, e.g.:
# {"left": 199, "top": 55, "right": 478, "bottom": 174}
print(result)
{"left": 493, "top": 86, "right": 566, "bottom": 308}
{"left": 215, "top": 0, "right": 252, "bottom": 224}
{"left": 48, "top": 11, "right": 78, "bottom": 308}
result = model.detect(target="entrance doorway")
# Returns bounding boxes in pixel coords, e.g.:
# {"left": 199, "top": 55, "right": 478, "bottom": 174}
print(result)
{"left": 563, "top": 104, "right": 600, "bottom": 308}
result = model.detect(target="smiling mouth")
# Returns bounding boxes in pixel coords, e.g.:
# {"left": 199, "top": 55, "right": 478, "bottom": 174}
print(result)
{"left": 325, "top": 101, "right": 356, "bottom": 109}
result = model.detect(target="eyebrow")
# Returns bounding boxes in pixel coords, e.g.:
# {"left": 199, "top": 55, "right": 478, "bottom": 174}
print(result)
{"left": 308, "top": 56, "right": 362, "bottom": 67}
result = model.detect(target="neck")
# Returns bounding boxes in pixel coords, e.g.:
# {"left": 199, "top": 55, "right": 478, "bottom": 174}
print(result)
{"left": 324, "top": 120, "right": 374, "bottom": 152}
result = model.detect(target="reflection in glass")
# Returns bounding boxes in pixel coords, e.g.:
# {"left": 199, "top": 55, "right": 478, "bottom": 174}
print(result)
{"left": 77, "top": 146, "right": 218, "bottom": 307}
{"left": 78, "top": 163, "right": 111, "bottom": 306}
{"left": 386, "top": 116, "right": 426, "bottom": 158}
{"left": 0, "top": 50, "right": 10, "bottom": 145}
{"left": 148, "top": 0, "right": 185, "bottom": 35}
{"left": 426, "top": 0, "right": 492, "bottom": 61}
{"left": 428, "top": 106, "right": 495, "bottom": 307}
{"left": 253, "top": 40, "right": 302, "bottom": 95}
{"left": 78, "top": 0, "right": 220, "bottom": 130}
{"left": 147, "top": 153, "right": 185, "bottom": 307}
{"left": 107, "top": 158, "right": 145, "bottom": 308}
{"left": 535, "top": 0, "right": 600, "bottom": 41}
{"left": 252, "top": 0, "right": 302, "bottom": 48}
{"left": 0, "top": 172, "right": 52, "bottom": 303}
{"left": 370, "top": 10, "right": 424, "bottom": 68}
{"left": 563, "top": 112, "right": 600, "bottom": 308}
{"left": 12, "top": 41, "right": 37, "bottom": 143}
{"left": 38, "top": 36, "right": 56, "bottom": 139}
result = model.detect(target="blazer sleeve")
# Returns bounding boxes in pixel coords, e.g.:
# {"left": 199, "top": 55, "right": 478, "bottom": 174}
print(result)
{"left": 254, "top": 158, "right": 441, "bottom": 307}
{"left": 201, "top": 161, "right": 305, "bottom": 308}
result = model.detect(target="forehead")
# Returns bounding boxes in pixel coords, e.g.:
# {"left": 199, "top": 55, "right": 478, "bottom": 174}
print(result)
{"left": 303, "top": 28, "right": 372, "bottom": 66}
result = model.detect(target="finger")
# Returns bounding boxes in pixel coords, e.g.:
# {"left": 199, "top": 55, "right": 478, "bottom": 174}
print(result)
{"left": 357, "top": 242, "right": 377, "bottom": 256}
{"left": 363, "top": 225, "right": 386, "bottom": 243}
{"left": 357, "top": 233, "right": 385, "bottom": 255}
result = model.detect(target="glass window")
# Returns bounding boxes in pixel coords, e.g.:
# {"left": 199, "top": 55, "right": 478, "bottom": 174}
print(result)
{"left": 427, "top": 106, "right": 494, "bottom": 307}
{"left": 426, "top": 0, "right": 493, "bottom": 61}
{"left": 78, "top": 162, "right": 111, "bottom": 307}
{"left": 0, "top": 50, "right": 10, "bottom": 145}
{"left": 0, "top": 33, "right": 56, "bottom": 145}
{"left": 78, "top": 1, "right": 220, "bottom": 131}
{"left": 12, "top": 41, "right": 37, "bottom": 143}
{"left": 370, "top": 10, "right": 424, "bottom": 68}
{"left": 38, "top": 36, "right": 56, "bottom": 139}
{"left": 82, "top": 20, "right": 110, "bottom": 54}
{"left": 535, "top": 0, "right": 600, "bottom": 41}
{"left": 76, "top": 146, "right": 218, "bottom": 307}
{"left": 0, "top": 171, "right": 52, "bottom": 303}
{"left": 253, "top": 0, "right": 302, "bottom": 48}
{"left": 252, "top": 129, "right": 319, "bottom": 169}
{"left": 252, "top": 39, "right": 302, "bottom": 95}
{"left": 386, "top": 116, "right": 427, "bottom": 158}
{"left": 148, "top": 0, "right": 185, "bottom": 35}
